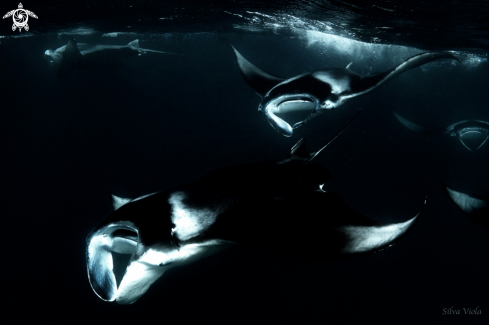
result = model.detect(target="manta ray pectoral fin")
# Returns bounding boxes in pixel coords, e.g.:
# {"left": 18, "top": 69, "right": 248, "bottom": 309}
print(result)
{"left": 221, "top": 39, "right": 285, "bottom": 97}
{"left": 393, "top": 112, "right": 433, "bottom": 133}
{"left": 446, "top": 186, "right": 489, "bottom": 229}
{"left": 115, "top": 259, "right": 168, "bottom": 304}
{"left": 350, "top": 52, "right": 459, "bottom": 96}
{"left": 339, "top": 214, "right": 419, "bottom": 254}
{"left": 112, "top": 194, "right": 132, "bottom": 210}
{"left": 338, "top": 197, "right": 425, "bottom": 255}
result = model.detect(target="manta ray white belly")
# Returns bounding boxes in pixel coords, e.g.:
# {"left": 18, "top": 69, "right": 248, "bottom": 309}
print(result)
{"left": 87, "top": 193, "right": 230, "bottom": 304}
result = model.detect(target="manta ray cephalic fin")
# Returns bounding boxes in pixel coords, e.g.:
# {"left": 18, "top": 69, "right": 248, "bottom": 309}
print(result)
{"left": 221, "top": 39, "right": 285, "bottom": 98}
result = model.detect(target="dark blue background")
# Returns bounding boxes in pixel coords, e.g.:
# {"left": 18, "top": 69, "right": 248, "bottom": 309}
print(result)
{"left": 1, "top": 27, "right": 488, "bottom": 324}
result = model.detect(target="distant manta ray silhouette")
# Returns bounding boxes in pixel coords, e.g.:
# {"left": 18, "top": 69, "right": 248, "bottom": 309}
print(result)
{"left": 86, "top": 112, "right": 425, "bottom": 304}
{"left": 393, "top": 112, "right": 489, "bottom": 151}
{"left": 224, "top": 40, "right": 459, "bottom": 137}
{"left": 44, "top": 38, "right": 181, "bottom": 76}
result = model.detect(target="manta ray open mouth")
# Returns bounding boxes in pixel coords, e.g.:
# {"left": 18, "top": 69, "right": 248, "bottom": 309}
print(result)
{"left": 86, "top": 225, "right": 138, "bottom": 302}
{"left": 262, "top": 94, "right": 319, "bottom": 137}
{"left": 456, "top": 128, "right": 489, "bottom": 151}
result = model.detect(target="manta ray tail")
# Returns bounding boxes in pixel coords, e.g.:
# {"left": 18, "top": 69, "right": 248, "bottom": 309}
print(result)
{"left": 309, "top": 110, "right": 362, "bottom": 161}
{"left": 221, "top": 39, "right": 285, "bottom": 97}
{"left": 351, "top": 52, "right": 459, "bottom": 96}
{"left": 128, "top": 39, "right": 181, "bottom": 56}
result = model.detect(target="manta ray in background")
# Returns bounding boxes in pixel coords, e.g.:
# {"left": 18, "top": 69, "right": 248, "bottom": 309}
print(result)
{"left": 44, "top": 38, "right": 180, "bottom": 76}
{"left": 393, "top": 112, "right": 489, "bottom": 151}
{"left": 86, "top": 113, "right": 425, "bottom": 304}
{"left": 392, "top": 113, "right": 488, "bottom": 228}
{"left": 224, "top": 40, "right": 459, "bottom": 137}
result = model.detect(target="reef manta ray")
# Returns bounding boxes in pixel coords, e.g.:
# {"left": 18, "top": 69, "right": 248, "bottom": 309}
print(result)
{"left": 44, "top": 38, "right": 180, "bottom": 76}
{"left": 393, "top": 111, "right": 489, "bottom": 151}
{"left": 225, "top": 41, "right": 459, "bottom": 137}
{"left": 86, "top": 115, "right": 425, "bottom": 304}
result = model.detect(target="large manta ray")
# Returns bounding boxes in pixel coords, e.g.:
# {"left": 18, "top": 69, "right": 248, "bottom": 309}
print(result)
{"left": 393, "top": 112, "right": 489, "bottom": 151}
{"left": 86, "top": 115, "right": 425, "bottom": 304}
{"left": 44, "top": 38, "right": 180, "bottom": 76}
{"left": 225, "top": 41, "right": 459, "bottom": 137}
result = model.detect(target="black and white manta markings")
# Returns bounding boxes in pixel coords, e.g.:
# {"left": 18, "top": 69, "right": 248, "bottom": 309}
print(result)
{"left": 225, "top": 41, "right": 459, "bottom": 137}
{"left": 86, "top": 115, "right": 425, "bottom": 304}
{"left": 393, "top": 112, "right": 489, "bottom": 151}
{"left": 44, "top": 38, "right": 180, "bottom": 76}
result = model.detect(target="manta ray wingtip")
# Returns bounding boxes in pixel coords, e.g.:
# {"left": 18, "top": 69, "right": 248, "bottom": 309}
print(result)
{"left": 111, "top": 194, "right": 132, "bottom": 210}
{"left": 445, "top": 185, "right": 489, "bottom": 229}
{"left": 224, "top": 41, "right": 285, "bottom": 97}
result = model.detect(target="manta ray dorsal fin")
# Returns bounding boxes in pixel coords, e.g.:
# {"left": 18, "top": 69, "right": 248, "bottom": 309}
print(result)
{"left": 222, "top": 40, "right": 285, "bottom": 98}
{"left": 128, "top": 39, "right": 139, "bottom": 49}
{"left": 112, "top": 194, "right": 132, "bottom": 210}
{"left": 62, "top": 38, "right": 83, "bottom": 61}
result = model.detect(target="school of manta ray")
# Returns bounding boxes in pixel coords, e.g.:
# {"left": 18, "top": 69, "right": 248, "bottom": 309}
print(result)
{"left": 46, "top": 37, "right": 487, "bottom": 304}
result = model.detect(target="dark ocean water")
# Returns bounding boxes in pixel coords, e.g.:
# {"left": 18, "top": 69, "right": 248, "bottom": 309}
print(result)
{"left": 1, "top": 1, "right": 488, "bottom": 324}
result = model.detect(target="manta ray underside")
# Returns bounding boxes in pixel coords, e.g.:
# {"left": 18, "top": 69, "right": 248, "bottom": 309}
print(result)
{"left": 224, "top": 40, "right": 459, "bottom": 137}
{"left": 446, "top": 186, "right": 489, "bottom": 229}
{"left": 86, "top": 115, "right": 425, "bottom": 304}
